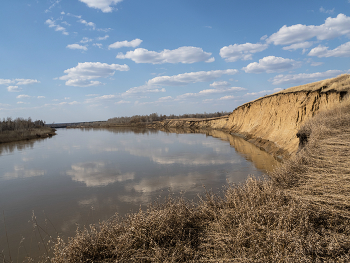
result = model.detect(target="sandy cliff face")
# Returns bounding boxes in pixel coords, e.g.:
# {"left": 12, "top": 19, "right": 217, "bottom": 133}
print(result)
{"left": 156, "top": 74, "right": 350, "bottom": 160}
{"left": 223, "top": 90, "right": 347, "bottom": 159}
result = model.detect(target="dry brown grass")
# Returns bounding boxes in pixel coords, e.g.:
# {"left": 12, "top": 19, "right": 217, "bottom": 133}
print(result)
{"left": 275, "top": 74, "right": 350, "bottom": 94}
{"left": 38, "top": 96, "right": 350, "bottom": 262}
{"left": 271, "top": 94, "right": 350, "bottom": 218}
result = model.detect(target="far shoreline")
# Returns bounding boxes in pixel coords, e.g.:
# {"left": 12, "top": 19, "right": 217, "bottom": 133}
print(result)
{"left": 0, "top": 127, "right": 56, "bottom": 144}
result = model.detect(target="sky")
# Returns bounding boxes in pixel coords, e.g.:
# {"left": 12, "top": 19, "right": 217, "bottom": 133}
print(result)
{"left": 1, "top": 0, "right": 350, "bottom": 123}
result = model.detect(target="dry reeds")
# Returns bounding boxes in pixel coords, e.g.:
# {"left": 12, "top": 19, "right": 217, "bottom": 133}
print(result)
{"left": 41, "top": 96, "right": 350, "bottom": 262}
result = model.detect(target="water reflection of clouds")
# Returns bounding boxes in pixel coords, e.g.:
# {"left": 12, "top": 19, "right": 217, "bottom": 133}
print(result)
{"left": 119, "top": 137, "right": 237, "bottom": 166}
{"left": 3, "top": 165, "right": 45, "bottom": 179}
{"left": 151, "top": 154, "right": 238, "bottom": 165}
{"left": 66, "top": 161, "right": 135, "bottom": 187}
{"left": 126, "top": 172, "right": 207, "bottom": 194}
{"left": 78, "top": 197, "right": 98, "bottom": 206}
{"left": 201, "top": 140, "right": 231, "bottom": 154}
{"left": 118, "top": 171, "right": 220, "bottom": 206}
{"left": 177, "top": 136, "right": 202, "bottom": 145}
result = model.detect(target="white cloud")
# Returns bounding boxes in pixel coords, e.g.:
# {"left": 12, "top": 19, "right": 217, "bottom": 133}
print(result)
{"left": 148, "top": 69, "right": 238, "bottom": 86}
{"left": 86, "top": 94, "right": 99, "bottom": 97}
{"left": 65, "top": 79, "right": 102, "bottom": 87}
{"left": 97, "top": 27, "right": 112, "bottom": 33}
{"left": 78, "top": 0, "right": 123, "bottom": 13}
{"left": 123, "top": 85, "right": 166, "bottom": 96}
{"left": 175, "top": 93, "right": 197, "bottom": 100}
{"left": 66, "top": 13, "right": 82, "bottom": 19}
{"left": 80, "top": 37, "right": 93, "bottom": 43}
{"left": 0, "top": 79, "right": 13, "bottom": 85}
{"left": 93, "top": 43, "right": 103, "bottom": 48}
{"left": 15, "top": 79, "right": 40, "bottom": 85}
{"left": 175, "top": 86, "right": 245, "bottom": 101}
{"left": 219, "top": 95, "right": 236, "bottom": 100}
{"left": 97, "top": 35, "right": 109, "bottom": 40}
{"left": 206, "top": 57, "right": 215, "bottom": 63}
{"left": 219, "top": 43, "right": 268, "bottom": 62}
{"left": 245, "top": 88, "right": 282, "bottom": 96}
{"left": 85, "top": 94, "right": 118, "bottom": 103}
{"left": 78, "top": 19, "right": 96, "bottom": 29}
{"left": 66, "top": 44, "right": 88, "bottom": 51}
{"left": 45, "top": 19, "right": 68, "bottom": 35}
{"left": 108, "top": 38, "right": 142, "bottom": 49}
{"left": 37, "top": 96, "right": 45, "bottom": 99}
{"left": 210, "top": 81, "right": 230, "bottom": 89}
{"left": 96, "top": 95, "right": 116, "bottom": 99}
{"left": 310, "top": 62, "right": 324, "bottom": 66}
{"left": 57, "top": 101, "right": 80, "bottom": 106}
{"left": 45, "top": 0, "right": 61, "bottom": 13}
{"left": 59, "top": 62, "right": 129, "bottom": 87}
{"left": 282, "top": 41, "right": 313, "bottom": 51}
{"left": 1, "top": 79, "right": 39, "bottom": 86}
{"left": 199, "top": 87, "right": 245, "bottom": 94}
{"left": 16, "top": 94, "right": 31, "bottom": 99}
{"left": 308, "top": 42, "right": 350, "bottom": 57}
{"left": 7, "top": 86, "right": 21, "bottom": 92}
{"left": 115, "top": 100, "right": 131, "bottom": 104}
{"left": 269, "top": 70, "right": 343, "bottom": 85}
{"left": 116, "top": 46, "right": 214, "bottom": 64}
{"left": 267, "top": 14, "right": 350, "bottom": 45}
{"left": 320, "top": 6, "right": 334, "bottom": 14}
{"left": 62, "top": 21, "right": 70, "bottom": 26}
{"left": 158, "top": 96, "right": 173, "bottom": 101}
{"left": 242, "top": 56, "right": 301, "bottom": 74}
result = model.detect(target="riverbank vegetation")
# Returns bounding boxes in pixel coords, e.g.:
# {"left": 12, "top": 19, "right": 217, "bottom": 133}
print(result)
{"left": 63, "top": 111, "right": 230, "bottom": 128}
{"left": 37, "top": 98, "right": 350, "bottom": 262}
{"left": 107, "top": 111, "right": 230, "bottom": 125}
{"left": 0, "top": 117, "right": 55, "bottom": 144}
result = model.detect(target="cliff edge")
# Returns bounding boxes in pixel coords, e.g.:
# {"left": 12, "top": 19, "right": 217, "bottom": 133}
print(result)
{"left": 155, "top": 74, "right": 350, "bottom": 160}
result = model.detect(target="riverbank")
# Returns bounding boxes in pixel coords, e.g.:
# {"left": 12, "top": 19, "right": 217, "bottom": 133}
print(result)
{"left": 0, "top": 127, "right": 56, "bottom": 144}
{"left": 151, "top": 74, "right": 350, "bottom": 161}
{"left": 40, "top": 76, "right": 350, "bottom": 262}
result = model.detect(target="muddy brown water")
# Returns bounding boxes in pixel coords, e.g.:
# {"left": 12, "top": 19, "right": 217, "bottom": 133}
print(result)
{"left": 0, "top": 127, "right": 278, "bottom": 262}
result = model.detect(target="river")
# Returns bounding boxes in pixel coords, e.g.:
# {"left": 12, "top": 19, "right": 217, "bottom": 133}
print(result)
{"left": 0, "top": 127, "right": 278, "bottom": 261}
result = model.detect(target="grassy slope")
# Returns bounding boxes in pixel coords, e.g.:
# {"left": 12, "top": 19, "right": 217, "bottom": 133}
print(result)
{"left": 42, "top": 97, "right": 350, "bottom": 262}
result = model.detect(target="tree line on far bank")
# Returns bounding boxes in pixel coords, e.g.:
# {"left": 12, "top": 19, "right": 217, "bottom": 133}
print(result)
{"left": 0, "top": 117, "right": 45, "bottom": 133}
{"left": 107, "top": 111, "right": 230, "bottom": 125}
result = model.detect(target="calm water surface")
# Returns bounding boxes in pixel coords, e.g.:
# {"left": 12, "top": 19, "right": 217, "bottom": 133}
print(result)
{"left": 0, "top": 128, "right": 278, "bottom": 261}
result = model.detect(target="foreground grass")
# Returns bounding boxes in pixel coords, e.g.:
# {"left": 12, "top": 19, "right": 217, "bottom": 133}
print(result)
{"left": 38, "top": 100, "right": 350, "bottom": 262}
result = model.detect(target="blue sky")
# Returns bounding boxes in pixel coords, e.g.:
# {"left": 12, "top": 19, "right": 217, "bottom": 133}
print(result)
{"left": 1, "top": 0, "right": 350, "bottom": 123}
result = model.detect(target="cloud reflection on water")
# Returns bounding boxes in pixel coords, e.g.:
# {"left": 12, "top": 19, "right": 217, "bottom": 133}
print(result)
{"left": 3, "top": 165, "right": 46, "bottom": 179}
{"left": 66, "top": 161, "right": 135, "bottom": 187}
